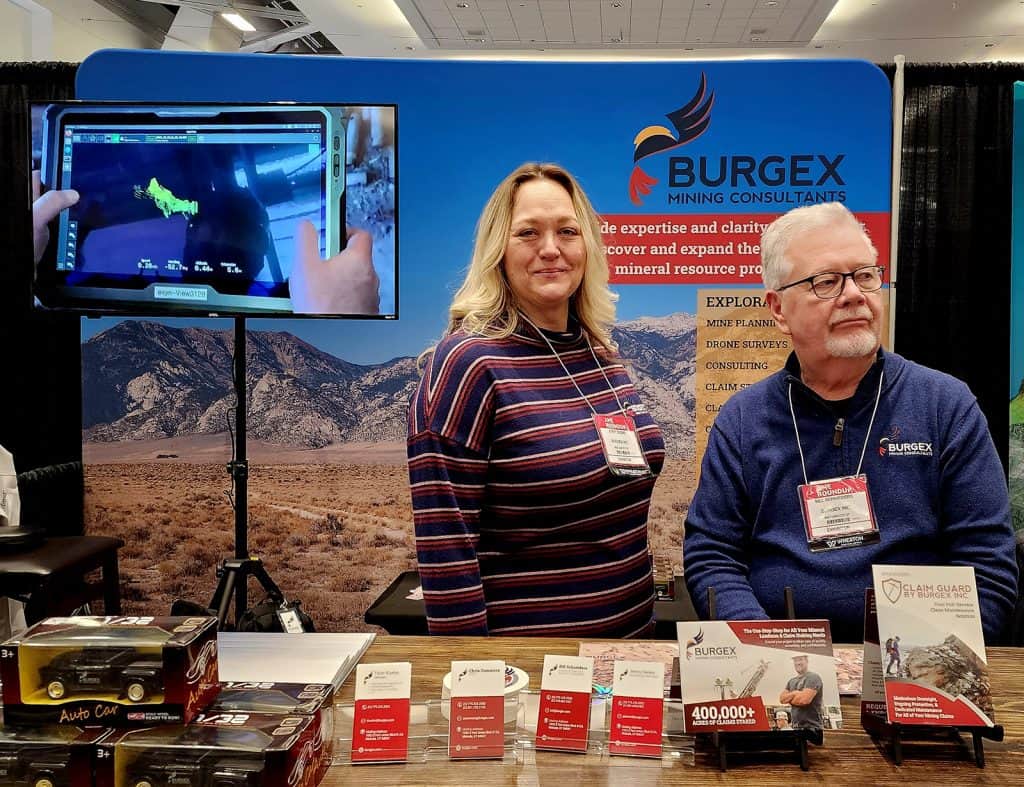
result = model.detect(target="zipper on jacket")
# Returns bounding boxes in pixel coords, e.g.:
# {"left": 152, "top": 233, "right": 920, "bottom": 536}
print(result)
{"left": 833, "top": 417, "right": 845, "bottom": 447}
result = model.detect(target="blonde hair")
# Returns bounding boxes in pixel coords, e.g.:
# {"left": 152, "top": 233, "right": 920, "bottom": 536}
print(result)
{"left": 423, "top": 163, "right": 617, "bottom": 364}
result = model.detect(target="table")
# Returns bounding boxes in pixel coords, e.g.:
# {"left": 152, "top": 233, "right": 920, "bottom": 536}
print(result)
{"left": 325, "top": 636, "right": 1024, "bottom": 785}
{"left": 364, "top": 572, "right": 698, "bottom": 639}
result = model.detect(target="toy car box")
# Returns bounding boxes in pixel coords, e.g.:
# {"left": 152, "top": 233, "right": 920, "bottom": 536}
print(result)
{"left": 0, "top": 725, "right": 108, "bottom": 787}
{"left": 208, "top": 682, "right": 335, "bottom": 749}
{"left": 1, "top": 616, "right": 219, "bottom": 727}
{"left": 96, "top": 712, "right": 330, "bottom": 787}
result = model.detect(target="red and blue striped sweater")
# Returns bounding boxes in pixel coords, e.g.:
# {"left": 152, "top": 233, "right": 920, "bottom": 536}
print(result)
{"left": 408, "top": 321, "right": 665, "bottom": 636}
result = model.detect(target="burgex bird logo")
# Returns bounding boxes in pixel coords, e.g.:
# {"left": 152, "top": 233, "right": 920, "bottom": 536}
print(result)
{"left": 629, "top": 72, "right": 715, "bottom": 205}
{"left": 878, "top": 425, "right": 901, "bottom": 456}
{"left": 684, "top": 628, "right": 704, "bottom": 660}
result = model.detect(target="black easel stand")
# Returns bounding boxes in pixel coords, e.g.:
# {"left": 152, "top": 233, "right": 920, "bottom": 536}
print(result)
{"left": 701, "top": 586, "right": 820, "bottom": 772}
{"left": 861, "top": 704, "right": 1004, "bottom": 767}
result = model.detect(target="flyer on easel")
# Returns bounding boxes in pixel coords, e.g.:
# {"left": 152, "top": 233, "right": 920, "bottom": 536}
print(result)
{"left": 860, "top": 589, "right": 887, "bottom": 725}
{"left": 676, "top": 621, "right": 842, "bottom": 734}
{"left": 872, "top": 565, "right": 995, "bottom": 727}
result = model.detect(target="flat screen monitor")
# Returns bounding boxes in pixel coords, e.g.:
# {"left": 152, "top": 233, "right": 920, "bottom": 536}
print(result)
{"left": 31, "top": 101, "right": 397, "bottom": 318}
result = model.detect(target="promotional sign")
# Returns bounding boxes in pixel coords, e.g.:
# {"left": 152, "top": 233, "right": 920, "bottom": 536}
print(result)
{"left": 72, "top": 53, "right": 891, "bottom": 633}
{"left": 447, "top": 660, "right": 505, "bottom": 759}
{"left": 536, "top": 655, "right": 594, "bottom": 753}
{"left": 608, "top": 659, "right": 664, "bottom": 757}
{"left": 872, "top": 565, "right": 994, "bottom": 727}
{"left": 351, "top": 662, "right": 411, "bottom": 764}
{"left": 677, "top": 620, "right": 842, "bottom": 734}
{"left": 860, "top": 589, "right": 887, "bottom": 725}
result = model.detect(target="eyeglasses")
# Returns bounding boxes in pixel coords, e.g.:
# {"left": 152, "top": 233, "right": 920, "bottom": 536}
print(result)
{"left": 776, "top": 265, "right": 885, "bottom": 300}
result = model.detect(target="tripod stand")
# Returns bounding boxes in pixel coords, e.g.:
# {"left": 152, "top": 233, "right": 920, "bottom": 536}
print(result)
{"left": 170, "top": 318, "right": 309, "bottom": 631}
{"left": 216, "top": 317, "right": 285, "bottom": 629}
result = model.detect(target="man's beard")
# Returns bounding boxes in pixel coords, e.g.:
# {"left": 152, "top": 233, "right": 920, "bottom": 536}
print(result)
{"left": 825, "top": 310, "right": 880, "bottom": 358}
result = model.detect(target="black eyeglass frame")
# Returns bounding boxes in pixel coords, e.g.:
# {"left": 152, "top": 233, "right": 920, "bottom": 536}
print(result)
{"left": 775, "top": 265, "right": 886, "bottom": 300}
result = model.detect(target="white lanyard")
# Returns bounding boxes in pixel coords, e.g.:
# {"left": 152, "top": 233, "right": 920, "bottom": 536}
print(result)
{"left": 787, "top": 370, "right": 884, "bottom": 485}
{"left": 519, "top": 314, "right": 627, "bottom": 416}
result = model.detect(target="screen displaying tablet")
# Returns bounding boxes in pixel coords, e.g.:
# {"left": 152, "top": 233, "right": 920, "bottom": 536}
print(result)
{"left": 32, "top": 102, "right": 397, "bottom": 318}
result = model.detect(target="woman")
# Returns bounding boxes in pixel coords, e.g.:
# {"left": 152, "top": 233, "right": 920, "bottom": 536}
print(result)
{"left": 408, "top": 163, "right": 664, "bottom": 636}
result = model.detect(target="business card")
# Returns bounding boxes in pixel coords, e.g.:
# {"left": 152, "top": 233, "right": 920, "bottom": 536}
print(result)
{"left": 536, "top": 655, "right": 594, "bottom": 753}
{"left": 351, "top": 662, "right": 411, "bottom": 763}
{"left": 608, "top": 659, "right": 664, "bottom": 757}
{"left": 448, "top": 660, "right": 506, "bottom": 759}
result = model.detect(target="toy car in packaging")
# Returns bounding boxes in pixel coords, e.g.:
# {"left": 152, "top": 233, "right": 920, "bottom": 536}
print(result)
{"left": 96, "top": 712, "right": 329, "bottom": 787}
{"left": 1, "top": 616, "right": 219, "bottom": 727}
{"left": 208, "top": 682, "right": 335, "bottom": 760}
{"left": 0, "top": 725, "right": 108, "bottom": 787}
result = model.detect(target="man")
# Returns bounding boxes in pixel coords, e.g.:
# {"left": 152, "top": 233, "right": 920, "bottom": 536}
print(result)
{"left": 774, "top": 708, "right": 793, "bottom": 730}
{"left": 779, "top": 655, "right": 823, "bottom": 730}
{"left": 684, "top": 202, "right": 1017, "bottom": 643}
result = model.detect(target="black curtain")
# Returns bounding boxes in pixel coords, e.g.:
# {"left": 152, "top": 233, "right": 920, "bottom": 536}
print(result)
{"left": 0, "top": 63, "right": 82, "bottom": 507}
{"left": 882, "top": 62, "right": 1024, "bottom": 474}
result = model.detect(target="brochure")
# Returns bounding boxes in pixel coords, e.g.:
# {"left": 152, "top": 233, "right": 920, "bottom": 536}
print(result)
{"left": 677, "top": 620, "right": 843, "bottom": 734}
{"left": 872, "top": 564, "right": 994, "bottom": 727}
{"left": 860, "top": 589, "right": 887, "bottom": 725}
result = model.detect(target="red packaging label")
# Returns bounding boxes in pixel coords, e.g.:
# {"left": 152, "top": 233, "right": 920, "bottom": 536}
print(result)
{"left": 448, "top": 695, "right": 504, "bottom": 759}
{"left": 536, "top": 689, "right": 590, "bottom": 753}
{"left": 608, "top": 695, "right": 663, "bottom": 757}
{"left": 351, "top": 698, "right": 410, "bottom": 763}
{"left": 683, "top": 697, "right": 769, "bottom": 733}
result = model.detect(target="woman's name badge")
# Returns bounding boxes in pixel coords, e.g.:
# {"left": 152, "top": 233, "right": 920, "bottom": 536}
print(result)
{"left": 797, "top": 474, "right": 880, "bottom": 552}
{"left": 594, "top": 413, "right": 651, "bottom": 478}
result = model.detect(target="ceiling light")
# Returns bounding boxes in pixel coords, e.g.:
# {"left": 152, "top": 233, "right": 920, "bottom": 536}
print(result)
{"left": 456, "top": 2, "right": 468, "bottom": 7}
{"left": 984, "top": 42, "right": 996, "bottom": 47}
{"left": 221, "top": 12, "right": 255, "bottom": 32}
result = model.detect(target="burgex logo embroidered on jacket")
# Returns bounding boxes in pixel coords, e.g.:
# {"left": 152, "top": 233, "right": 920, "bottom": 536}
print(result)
{"left": 878, "top": 425, "right": 932, "bottom": 457}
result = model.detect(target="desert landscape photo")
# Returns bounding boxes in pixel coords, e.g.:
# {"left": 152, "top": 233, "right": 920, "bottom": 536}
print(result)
{"left": 82, "top": 318, "right": 699, "bottom": 631}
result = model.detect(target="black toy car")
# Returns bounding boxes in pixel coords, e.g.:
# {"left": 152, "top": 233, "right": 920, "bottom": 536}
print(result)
{"left": 0, "top": 742, "right": 69, "bottom": 787}
{"left": 38, "top": 647, "right": 162, "bottom": 702}
{"left": 126, "top": 749, "right": 263, "bottom": 787}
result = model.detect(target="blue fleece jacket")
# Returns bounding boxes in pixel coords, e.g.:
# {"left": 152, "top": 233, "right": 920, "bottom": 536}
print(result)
{"left": 684, "top": 350, "right": 1017, "bottom": 643}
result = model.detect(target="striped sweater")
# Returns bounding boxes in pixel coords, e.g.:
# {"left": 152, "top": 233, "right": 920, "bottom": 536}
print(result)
{"left": 407, "top": 321, "right": 665, "bottom": 636}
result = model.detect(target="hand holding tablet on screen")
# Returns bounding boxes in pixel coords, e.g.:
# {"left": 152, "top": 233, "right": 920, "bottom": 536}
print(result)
{"left": 31, "top": 170, "right": 78, "bottom": 264}
{"left": 289, "top": 220, "right": 379, "bottom": 315}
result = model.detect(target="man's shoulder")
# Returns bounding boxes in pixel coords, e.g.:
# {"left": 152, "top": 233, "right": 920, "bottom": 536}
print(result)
{"left": 884, "top": 351, "right": 973, "bottom": 399}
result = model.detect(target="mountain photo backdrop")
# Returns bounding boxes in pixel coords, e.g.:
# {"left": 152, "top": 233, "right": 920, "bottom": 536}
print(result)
{"left": 83, "top": 316, "right": 699, "bottom": 631}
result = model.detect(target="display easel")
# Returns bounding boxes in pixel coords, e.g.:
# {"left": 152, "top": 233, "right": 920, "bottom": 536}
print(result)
{"left": 861, "top": 713, "right": 1003, "bottom": 768}
{"left": 701, "top": 586, "right": 821, "bottom": 772}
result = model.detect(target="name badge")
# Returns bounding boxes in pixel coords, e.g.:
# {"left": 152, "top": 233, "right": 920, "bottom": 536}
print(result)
{"left": 593, "top": 413, "right": 651, "bottom": 478}
{"left": 797, "top": 474, "right": 880, "bottom": 552}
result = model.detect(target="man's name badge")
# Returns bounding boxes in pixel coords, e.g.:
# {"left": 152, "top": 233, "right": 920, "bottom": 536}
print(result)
{"left": 352, "top": 662, "right": 412, "bottom": 763}
{"left": 536, "top": 655, "right": 594, "bottom": 753}
{"left": 608, "top": 659, "right": 664, "bottom": 758}
{"left": 593, "top": 413, "right": 651, "bottom": 478}
{"left": 448, "top": 659, "right": 506, "bottom": 759}
{"left": 798, "top": 474, "right": 880, "bottom": 552}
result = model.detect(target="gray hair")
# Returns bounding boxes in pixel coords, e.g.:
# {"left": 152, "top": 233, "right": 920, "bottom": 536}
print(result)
{"left": 760, "top": 202, "right": 878, "bottom": 290}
